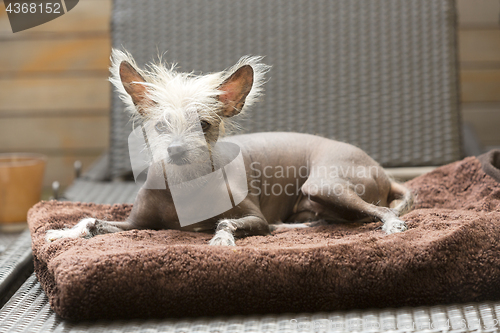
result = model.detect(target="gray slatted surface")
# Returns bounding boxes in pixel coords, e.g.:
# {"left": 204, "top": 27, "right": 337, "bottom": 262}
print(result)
{"left": 0, "top": 230, "right": 33, "bottom": 309}
{"left": 64, "top": 179, "right": 142, "bottom": 204}
{"left": 109, "top": 0, "right": 461, "bottom": 178}
{"left": 0, "top": 232, "right": 22, "bottom": 254}
{"left": 2, "top": 274, "right": 500, "bottom": 333}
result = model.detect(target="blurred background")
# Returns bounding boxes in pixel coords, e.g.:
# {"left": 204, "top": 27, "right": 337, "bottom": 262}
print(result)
{"left": 0, "top": 0, "right": 499, "bottom": 195}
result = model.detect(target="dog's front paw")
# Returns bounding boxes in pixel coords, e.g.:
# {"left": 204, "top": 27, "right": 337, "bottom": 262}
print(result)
{"left": 209, "top": 230, "right": 236, "bottom": 246}
{"left": 382, "top": 218, "right": 408, "bottom": 234}
{"left": 45, "top": 218, "right": 96, "bottom": 242}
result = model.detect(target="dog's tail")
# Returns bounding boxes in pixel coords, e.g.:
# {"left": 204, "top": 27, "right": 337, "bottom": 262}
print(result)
{"left": 388, "top": 181, "right": 415, "bottom": 217}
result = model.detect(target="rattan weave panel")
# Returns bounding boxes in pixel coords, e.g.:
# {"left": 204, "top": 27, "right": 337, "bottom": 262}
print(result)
{"left": 109, "top": 0, "right": 461, "bottom": 177}
{"left": 2, "top": 274, "right": 500, "bottom": 333}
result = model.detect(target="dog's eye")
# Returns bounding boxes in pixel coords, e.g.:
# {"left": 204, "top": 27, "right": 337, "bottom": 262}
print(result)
{"left": 200, "top": 120, "right": 211, "bottom": 131}
{"left": 155, "top": 121, "right": 168, "bottom": 133}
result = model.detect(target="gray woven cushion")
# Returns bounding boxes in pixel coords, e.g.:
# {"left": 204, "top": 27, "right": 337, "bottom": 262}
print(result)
{"left": 110, "top": 0, "right": 461, "bottom": 177}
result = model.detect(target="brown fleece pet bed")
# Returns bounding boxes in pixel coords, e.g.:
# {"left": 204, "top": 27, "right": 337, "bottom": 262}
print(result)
{"left": 29, "top": 150, "right": 500, "bottom": 320}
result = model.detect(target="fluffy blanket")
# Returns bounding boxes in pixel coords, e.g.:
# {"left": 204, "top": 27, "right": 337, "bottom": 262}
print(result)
{"left": 28, "top": 150, "right": 500, "bottom": 320}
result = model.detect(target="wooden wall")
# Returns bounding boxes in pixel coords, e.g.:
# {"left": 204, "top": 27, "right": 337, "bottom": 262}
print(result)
{"left": 457, "top": 0, "right": 500, "bottom": 150}
{"left": 0, "top": 0, "right": 499, "bottom": 193}
{"left": 0, "top": 0, "right": 111, "bottom": 193}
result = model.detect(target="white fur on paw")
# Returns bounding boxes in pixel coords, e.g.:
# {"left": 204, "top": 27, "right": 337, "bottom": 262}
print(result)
{"left": 209, "top": 230, "right": 236, "bottom": 246}
{"left": 45, "top": 218, "right": 96, "bottom": 242}
{"left": 382, "top": 218, "right": 408, "bottom": 235}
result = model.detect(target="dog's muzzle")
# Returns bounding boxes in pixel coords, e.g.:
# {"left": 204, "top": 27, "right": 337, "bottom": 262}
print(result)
{"left": 167, "top": 143, "right": 188, "bottom": 165}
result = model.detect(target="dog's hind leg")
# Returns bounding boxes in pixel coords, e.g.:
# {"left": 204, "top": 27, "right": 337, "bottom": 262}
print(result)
{"left": 388, "top": 181, "right": 415, "bottom": 216}
{"left": 301, "top": 180, "right": 409, "bottom": 235}
{"left": 45, "top": 218, "right": 136, "bottom": 242}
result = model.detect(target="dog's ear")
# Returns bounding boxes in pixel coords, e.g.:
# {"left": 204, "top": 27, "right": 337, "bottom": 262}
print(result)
{"left": 218, "top": 65, "right": 254, "bottom": 117}
{"left": 109, "top": 49, "right": 154, "bottom": 117}
{"left": 119, "top": 61, "right": 152, "bottom": 115}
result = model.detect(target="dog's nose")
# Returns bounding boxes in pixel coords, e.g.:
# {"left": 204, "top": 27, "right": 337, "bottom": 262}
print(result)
{"left": 167, "top": 143, "right": 187, "bottom": 158}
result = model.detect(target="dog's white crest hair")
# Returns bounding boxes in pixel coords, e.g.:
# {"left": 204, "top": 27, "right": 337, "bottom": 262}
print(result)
{"left": 109, "top": 48, "right": 270, "bottom": 126}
